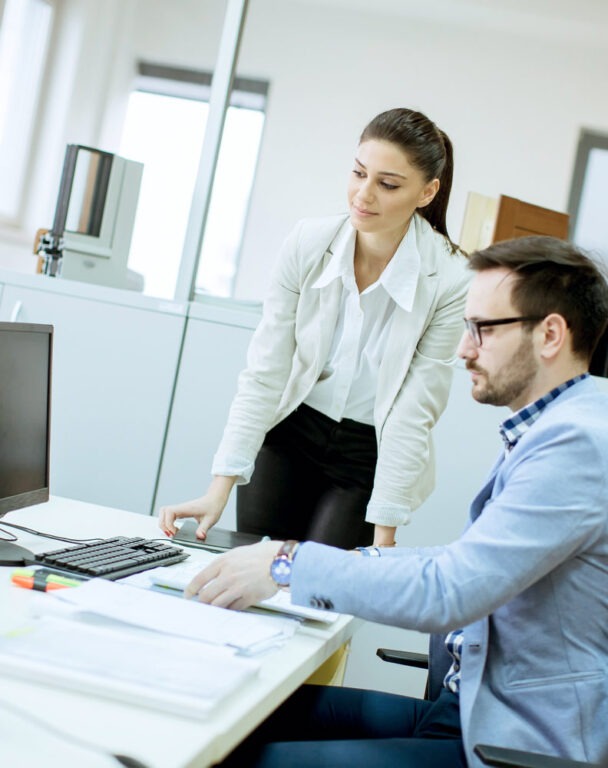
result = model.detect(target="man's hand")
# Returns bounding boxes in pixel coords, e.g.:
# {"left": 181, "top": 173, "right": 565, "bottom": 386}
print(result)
{"left": 184, "top": 540, "right": 284, "bottom": 610}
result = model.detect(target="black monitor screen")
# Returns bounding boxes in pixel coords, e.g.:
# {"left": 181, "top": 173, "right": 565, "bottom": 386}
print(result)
{"left": 0, "top": 322, "right": 52, "bottom": 518}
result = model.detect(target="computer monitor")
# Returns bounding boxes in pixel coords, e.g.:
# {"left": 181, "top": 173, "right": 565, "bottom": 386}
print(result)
{"left": 0, "top": 322, "right": 53, "bottom": 565}
{"left": 47, "top": 144, "right": 144, "bottom": 291}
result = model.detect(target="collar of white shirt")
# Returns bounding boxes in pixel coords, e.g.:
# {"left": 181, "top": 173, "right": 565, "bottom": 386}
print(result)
{"left": 311, "top": 217, "right": 421, "bottom": 312}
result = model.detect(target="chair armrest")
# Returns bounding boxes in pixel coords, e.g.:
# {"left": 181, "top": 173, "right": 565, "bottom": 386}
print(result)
{"left": 376, "top": 648, "right": 429, "bottom": 669}
{"left": 474, "top": 744, "right": 599, "bottom": 768}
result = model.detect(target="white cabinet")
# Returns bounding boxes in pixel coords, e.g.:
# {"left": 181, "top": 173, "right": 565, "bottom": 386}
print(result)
{"left": 152, "top": 299, "right": 261, "bottom": 526}
{"left": 0, "top": 272, "right": 187, "bottom": 514}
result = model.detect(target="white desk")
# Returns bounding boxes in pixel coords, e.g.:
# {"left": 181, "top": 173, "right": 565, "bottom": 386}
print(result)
{"left": 0, "top": 497, "right": 358, "bottom": 768}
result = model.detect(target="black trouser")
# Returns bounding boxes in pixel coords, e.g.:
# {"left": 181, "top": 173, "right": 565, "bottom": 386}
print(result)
{"left": 237, "top": 403, "right": 377, "bottom": 549}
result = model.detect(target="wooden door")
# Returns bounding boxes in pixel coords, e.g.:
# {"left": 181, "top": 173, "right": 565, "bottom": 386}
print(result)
{"left": 490, "top": 195, "right": 608, "bottom": 379}
{"left": 492, "top": 195, "right": 569, "bottom": 242}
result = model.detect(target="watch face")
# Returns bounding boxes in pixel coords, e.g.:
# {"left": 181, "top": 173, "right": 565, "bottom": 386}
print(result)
{"left": 270, "top": 556, "right": 291, "bottom": 586}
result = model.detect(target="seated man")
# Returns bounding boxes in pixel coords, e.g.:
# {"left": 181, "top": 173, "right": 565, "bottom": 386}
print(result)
{"left": 186, "top": 236, "right": 608, "bottom": 768}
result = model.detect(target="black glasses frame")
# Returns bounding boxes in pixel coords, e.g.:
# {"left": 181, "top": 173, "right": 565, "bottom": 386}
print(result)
{"left": 464, "top": 316, "right": 545, "bottom": 347}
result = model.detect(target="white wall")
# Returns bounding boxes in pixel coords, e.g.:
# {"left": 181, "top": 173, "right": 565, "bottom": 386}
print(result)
{"left": 4, "top": 0, "right": 608, "bottom": 299}
{"left": 234, "top": 0, "right": 608, "bottom": 298}
{"left": 21, "top": 0, "right": 133, "bottom": 239}
{"left": 7, "top": 0, "right": 608, "bottom": 300}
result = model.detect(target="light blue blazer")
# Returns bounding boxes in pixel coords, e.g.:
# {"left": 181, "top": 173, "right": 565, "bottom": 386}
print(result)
{"left": 290, "top": 377, "right": 608, "bottom": 766}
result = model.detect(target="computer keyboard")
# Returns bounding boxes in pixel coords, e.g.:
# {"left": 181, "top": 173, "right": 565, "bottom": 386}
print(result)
{"left": 34, "top": 536, "right": 189, "bottom": 580}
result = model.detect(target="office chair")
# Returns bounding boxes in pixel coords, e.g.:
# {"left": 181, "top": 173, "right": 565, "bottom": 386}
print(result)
{"left": 377, "top": 637, "right": 602, "bottom": 768}
{"left": 376, "top": 632, "right": 452, "bottom": 701}
{"left": 473, "top": 744, "right": 601, "bottom": 768}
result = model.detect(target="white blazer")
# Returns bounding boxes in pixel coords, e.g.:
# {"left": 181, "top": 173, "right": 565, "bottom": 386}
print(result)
{"left": 212, "top": 213, "right": 470, "bottom": 526}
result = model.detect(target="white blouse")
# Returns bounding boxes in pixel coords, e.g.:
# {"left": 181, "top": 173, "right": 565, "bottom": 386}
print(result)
{"left": 304, "top": 221, "right": 422, "bottom": 425}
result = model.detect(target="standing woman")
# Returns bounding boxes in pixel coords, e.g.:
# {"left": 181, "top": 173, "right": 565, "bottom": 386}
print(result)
{"left": 160, "top": 108, "right": 470, "bottom": 549}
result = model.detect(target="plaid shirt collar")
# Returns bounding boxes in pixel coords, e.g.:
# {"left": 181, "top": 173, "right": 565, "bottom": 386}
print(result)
{"left": 499, "top": 373, "right": 589, "bottom": 453}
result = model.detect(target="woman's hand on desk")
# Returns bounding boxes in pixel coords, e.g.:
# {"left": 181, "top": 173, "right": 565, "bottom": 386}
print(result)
{"left": 158, "top": 476, "right": 237, "bottom": 539}
{"left": 184, "top": 541, "right": 281, "bottom": 610}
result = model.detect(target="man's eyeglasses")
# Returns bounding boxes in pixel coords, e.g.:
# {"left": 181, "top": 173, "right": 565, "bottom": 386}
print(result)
{"left": 464, "top": 316, "right": 544, "bottom": 347}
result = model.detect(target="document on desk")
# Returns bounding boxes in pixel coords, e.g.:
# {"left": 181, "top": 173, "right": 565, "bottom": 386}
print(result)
{"left": 140, "top": 560, "right": 340, "bottom": 624}
{"left": 0, "top": 616, "right": 260, "bottom": 718}
{"left": 45, "top": 578, "right": 298, "bottom": 653}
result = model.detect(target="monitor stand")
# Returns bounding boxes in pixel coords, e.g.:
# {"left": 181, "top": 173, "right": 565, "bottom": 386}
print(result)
{"left": 0, "top": 540, "right": 36, "bottom": 566}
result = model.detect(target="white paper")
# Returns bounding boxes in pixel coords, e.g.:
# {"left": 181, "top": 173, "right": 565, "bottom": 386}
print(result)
{"left": 0, "top": 616, "right": 260, "bottom": 718}
{"left": 47, "top": 578, "right": 297, "bottom": 651}
{"left": 147, "top": 560, "right": 340, "bottom": 623}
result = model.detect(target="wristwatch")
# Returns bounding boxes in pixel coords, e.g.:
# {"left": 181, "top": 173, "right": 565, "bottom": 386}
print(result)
{"left": 270, "top": 540, "right": 300, "bottom": 587}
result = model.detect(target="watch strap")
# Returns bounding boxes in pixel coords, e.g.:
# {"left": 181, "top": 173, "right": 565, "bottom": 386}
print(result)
{"left": 276, "top": 540, "right": 299, "bottom": 560}
{"left": 270, "top": 540, "right": 300, "bottom": 587}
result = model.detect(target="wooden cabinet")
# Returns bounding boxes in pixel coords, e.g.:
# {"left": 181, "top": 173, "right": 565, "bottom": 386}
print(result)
{"left": 459, "top": 193, "right": 569, "bottom": 253}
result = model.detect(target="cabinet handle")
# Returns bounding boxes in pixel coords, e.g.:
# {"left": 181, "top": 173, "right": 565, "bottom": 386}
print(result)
{"left": 10, "top": 301, "right": 22, "bottom": 322}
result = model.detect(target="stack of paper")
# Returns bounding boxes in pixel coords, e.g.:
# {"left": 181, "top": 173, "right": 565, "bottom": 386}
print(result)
{"left": 0, "top": 616, "right": 260, "bottom": 718}
{"left": 47, "top": 578, "right": 298, "bottom": 653}
{"left": 137, "top": 560, "right": 340, "bottom": 623}
{"left": 1, "top": 576, "right": 303, "bottom": 718}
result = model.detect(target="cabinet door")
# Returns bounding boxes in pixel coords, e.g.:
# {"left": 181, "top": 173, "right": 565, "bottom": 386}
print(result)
{"left": 493, "top": 195, "right": 569, "bottom": 241}
{"left": 0, "top": 285, "right": 185, "bottom": 514}
{"left": 153, "top": 314, "right": 256, "bottom": 527}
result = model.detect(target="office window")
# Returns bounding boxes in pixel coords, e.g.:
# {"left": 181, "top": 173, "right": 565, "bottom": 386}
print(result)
{"left": 568, "top": 129, "right": 608, "bottom": 270}
{"left": 568, "top": 128, "right": 608, "bottom": 379}
{"left": 0, "top": 0, "right": 53, "bottom": 221}
{"left": 119, "top": 63, "right": 267, "bottom": 300}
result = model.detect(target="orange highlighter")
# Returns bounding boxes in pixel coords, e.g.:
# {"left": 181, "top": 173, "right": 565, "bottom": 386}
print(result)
{"left": 11, "top": 568, "right": 84, "bottom": 592}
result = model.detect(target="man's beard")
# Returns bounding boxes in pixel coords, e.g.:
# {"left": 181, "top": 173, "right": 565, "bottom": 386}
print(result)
{"left": 467, "top": 338, "right": 537, "bottom": 408}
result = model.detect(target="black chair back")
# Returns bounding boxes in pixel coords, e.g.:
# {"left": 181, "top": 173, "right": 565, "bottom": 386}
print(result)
{"left": 426, "top": 632, "right": 454, "bottom": 701}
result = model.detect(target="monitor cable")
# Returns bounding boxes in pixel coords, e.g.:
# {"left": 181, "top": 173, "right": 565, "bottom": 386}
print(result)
{"left": 0, "top": 521, "right": 106, "bottom": 545}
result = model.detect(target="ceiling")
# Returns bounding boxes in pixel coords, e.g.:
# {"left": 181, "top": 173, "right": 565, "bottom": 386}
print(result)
{"left": 287, "top": 0, "right": 608, "bottom": 45}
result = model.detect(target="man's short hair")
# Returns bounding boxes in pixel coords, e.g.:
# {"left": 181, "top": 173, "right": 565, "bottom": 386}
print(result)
{"left": 469, "top": 236, "right": 608, "bottom": 362}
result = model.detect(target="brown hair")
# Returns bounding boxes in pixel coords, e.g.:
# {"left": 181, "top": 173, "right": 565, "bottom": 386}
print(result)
{"left": 360, "top": 108, "right": 455, "bottom": 249}
{"left": 469, "top": 236, "right": 608, "bottom": 362}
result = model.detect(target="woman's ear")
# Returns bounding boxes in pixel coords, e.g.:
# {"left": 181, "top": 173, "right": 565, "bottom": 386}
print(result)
{"left": 417, "top": 178, "right": 440, "bottom": 209}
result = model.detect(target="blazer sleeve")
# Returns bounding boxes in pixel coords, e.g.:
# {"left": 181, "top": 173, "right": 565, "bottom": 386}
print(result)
{"left": 366, "top": 248, "right": 471, "bottom": 526}
{"left": 290, "top": 394, "right": 608, "bottom": 631}
{"left": 211, "top": 221, "right": 306, "bottom": 481}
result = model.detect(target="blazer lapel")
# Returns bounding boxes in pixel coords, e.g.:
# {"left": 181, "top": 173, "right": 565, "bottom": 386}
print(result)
{"left": 375, "top": 215, "right": 441, "bottom": 426}
{"left": 469, "top": 451, "right": 506, "bottom": 521}
{"left": 376, "top": 272, "right": 439, "bottom": 425}
{"left": 314, "top": 247, "right": 344, "bottom": 372}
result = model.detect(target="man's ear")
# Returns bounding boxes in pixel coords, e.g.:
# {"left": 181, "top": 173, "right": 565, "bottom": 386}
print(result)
{"left": 539, "top": 313, "right": 569, "bottom": 360}
{"left": 417, "top": 178, "right": 440, "bottom": 209}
